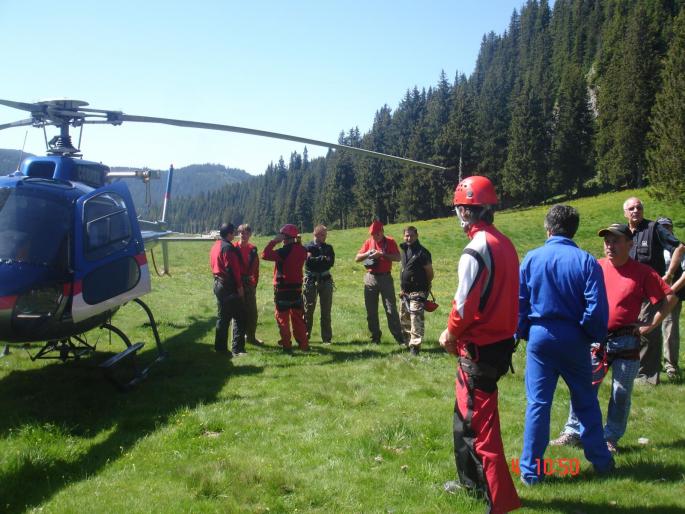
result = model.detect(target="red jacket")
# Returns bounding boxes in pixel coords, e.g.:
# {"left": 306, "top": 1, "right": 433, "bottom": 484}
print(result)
{"left": 209, "top": 239, "right": 243, "bottom": 290}
{"left": 262, "top": 240, "right": 307, "bottom": 289}
{"left": 234, "top": 241, "right": 260, "bottom": 287}
{"left": 447, "top": 222, "right": 519, "bottom": 346}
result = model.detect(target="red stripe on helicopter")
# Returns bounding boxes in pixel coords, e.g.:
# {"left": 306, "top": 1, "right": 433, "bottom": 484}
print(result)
{"left": 72, "top": 280, "right": 82, "bottom": 296}
{"left": 0, "top": 295, "right": 17, "bottom": 310}
{"left": 135, "top": 253, "right": 148, "bottom": 265}
{"left": 62, "top": 283, "right": 72, "bottom": 296}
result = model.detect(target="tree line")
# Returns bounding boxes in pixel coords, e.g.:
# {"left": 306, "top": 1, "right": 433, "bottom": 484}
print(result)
{"left": 169, "top": 0, "right": 685, "bottom": 235}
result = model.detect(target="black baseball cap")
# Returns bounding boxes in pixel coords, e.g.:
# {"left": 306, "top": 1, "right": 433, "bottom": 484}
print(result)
{"left": 597, "top": 223, "right": 632, "bottom": 239}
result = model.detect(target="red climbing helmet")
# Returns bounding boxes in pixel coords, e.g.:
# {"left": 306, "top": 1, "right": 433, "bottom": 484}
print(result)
{"left": 453, "top": 175, "right": 498, "bottom": 206}
{"left": 279, "top": 224, "right": 299, "bottom": 238}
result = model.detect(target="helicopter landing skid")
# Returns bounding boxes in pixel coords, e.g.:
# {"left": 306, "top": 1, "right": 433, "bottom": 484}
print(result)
{"left": 29, "top": 334, "right": 98, "bottom": 362}
{"left": 98, "top": 298, "right": 167, "bottom": 391}
{"left": 25, "top": 298, "right": 167, "bottom": 391}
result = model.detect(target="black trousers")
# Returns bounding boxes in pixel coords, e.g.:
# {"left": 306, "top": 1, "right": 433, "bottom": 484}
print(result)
{"left": 214, "top": 280, "right": 246, "bottom": 353}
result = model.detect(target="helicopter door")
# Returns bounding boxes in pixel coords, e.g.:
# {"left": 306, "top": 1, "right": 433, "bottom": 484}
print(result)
{"left": 71, "top": 183, "right": 151, "bottom": 323}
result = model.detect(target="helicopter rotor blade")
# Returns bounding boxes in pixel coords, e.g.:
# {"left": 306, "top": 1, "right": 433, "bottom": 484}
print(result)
{"left": 119, "top": 114, "right": 446, "bottom": 172}
{"left": 0, "top": 99, "right": 44, "bottom": 113}
{"left": 0, "top": 118, "right": 35, "bottom": 131}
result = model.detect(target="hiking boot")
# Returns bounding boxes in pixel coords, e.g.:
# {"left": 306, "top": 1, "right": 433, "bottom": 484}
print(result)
{"left": 216, "top": 349, "right": 233, "bottom": 359}
{"left": 443, "top": 480, "right": 484, "bottom": 498}
{"left": 595, "top": 457, "right": 616, "bottom": 475}
{"left": 248, "top": 338, "right": 265, "bottom": 346}
{"left": 409, "top": 346, "right": 420, "bottom": 356}
{"left": 549, "top": 432, "right": 581, "bottom": 448}
{"left": 232, "top": 350, "right": 247, "bottom": 357}
{"left": 606, "top": 440, "right": 619, "bottom": 454}
{"left": 666, "top": 369, "right": 680, "bottom": 382}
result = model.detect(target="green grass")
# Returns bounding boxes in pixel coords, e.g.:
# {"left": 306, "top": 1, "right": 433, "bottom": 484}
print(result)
{"left": 1, "top": 189, "right": 684, "bottom": 513}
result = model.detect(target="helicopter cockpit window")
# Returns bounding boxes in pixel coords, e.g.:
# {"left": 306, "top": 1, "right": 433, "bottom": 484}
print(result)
{"left": 83, "top": 192, "right": 132, "bottom": 260}
{"left": 0, "top": 187, "right": 70, "bottom": 269}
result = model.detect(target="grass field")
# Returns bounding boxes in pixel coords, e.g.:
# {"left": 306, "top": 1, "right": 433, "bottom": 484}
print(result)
{"left": 1, "top": 189, "right": 684, "bottom": 513}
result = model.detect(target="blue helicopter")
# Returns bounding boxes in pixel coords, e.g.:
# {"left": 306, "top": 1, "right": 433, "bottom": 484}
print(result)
{"left": 0, "top": 98, "right": 446, "bottom": 388}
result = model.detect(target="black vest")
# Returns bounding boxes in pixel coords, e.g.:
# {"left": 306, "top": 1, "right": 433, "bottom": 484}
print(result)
{"left": 400, "top": 241, "right": 430, "bottom": 292}
{"left": 629, "top": 219, "right": 666, "bottom": 275}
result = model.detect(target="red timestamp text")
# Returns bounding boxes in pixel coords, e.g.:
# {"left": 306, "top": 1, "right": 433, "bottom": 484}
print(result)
{"left": 510, "top": 457, "right": 580, "bottom": 477}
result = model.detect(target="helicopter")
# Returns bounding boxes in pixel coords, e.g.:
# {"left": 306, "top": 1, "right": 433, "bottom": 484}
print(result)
{"left": 0, "top": 98, "right": 447, "bottom": 389}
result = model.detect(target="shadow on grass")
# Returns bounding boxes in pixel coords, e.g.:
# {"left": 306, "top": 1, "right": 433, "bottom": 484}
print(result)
{"left": 0, "top": 316, "right": 264, "bottom": 513}
{"left": 523, "top": 498, "right": 685, "bottom": 513}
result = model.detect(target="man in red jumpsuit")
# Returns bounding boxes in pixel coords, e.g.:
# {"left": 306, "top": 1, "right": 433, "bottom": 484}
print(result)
{"left": 440, "top": 176, "right": 521, "bottom": 514}
{"left": 262, "top": 224, "right": 309, "bottom": 352}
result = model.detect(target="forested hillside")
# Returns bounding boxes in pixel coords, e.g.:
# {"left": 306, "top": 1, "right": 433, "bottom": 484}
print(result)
{"left": 117, "top": 163, "right": 251, "bottom": 219}
{"left": 171, "top": 0, "right": 685, "bottom": 235}
{"left": 0, "top": 149, "right": 34, "bottom": 173}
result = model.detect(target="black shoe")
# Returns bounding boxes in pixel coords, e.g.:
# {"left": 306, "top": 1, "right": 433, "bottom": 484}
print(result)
{"left": 232, "top": 350, "right": 247, "bottom": 357}
{"left": 409, "top": 346, "right": 420, "bottom": 356}
{"left": 371, "top": 339, "right": 381, "bottom": 345}
{"left": 248, "top": 338, "right": 265, "bottom": 346}
{"left": 216, "top": 349, "right": 233, "bottom": 359}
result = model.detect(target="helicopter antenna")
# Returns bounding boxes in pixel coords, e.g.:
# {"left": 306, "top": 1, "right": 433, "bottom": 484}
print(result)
{"left": 16, "top": 129, "right": 28, "bottom": 170}
{"left": 77, "top": 123, "right": 84, "bottom": 155}
{"left": 42, "top": 125, "right": 49, "bottom": 152}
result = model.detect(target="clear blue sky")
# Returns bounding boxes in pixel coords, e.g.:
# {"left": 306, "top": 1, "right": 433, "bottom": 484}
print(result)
{"left": 0, "top": 0, "right": 525, "bottom": 175}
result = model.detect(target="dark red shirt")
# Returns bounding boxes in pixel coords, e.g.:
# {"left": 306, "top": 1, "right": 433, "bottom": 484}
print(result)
{"left": 209, "top": 239, "right": 242, "bottom": 288}
{"left": 358, "top": 236, "right": 400, "bottom": 274}
{"left": 262, "top": 240, "right": 307, "bottom": 287}
{"left": 599, "top": 257, "right": 671, "bottom": 331}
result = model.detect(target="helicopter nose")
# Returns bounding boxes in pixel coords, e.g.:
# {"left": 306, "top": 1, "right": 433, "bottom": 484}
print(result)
{"left": 0, "top": 261, "right": 57, "bottom": 297}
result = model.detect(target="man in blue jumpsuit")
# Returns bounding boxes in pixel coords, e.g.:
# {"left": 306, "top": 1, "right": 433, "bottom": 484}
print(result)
{"left": 518, "top": 205, "right": 614, "bottom": 484}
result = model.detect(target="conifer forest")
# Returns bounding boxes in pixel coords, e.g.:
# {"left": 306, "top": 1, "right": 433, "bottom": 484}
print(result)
{"left": 170, "top": 0, "right": 685, "bottom": 235}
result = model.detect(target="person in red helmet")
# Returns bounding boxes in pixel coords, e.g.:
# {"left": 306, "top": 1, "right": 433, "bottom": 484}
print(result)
{"left": 440, "top": 176, "right": 521, "bottom": 513}
{"left": 262, "top": 224, "right": 309, "bottom": 352}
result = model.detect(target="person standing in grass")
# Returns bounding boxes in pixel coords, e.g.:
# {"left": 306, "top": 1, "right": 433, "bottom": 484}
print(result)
{"left": 551, "top": 223, "right": 677, "bottom": 454}
{"left": 355, "top": 220, "right": 404, "bottom": 345}
{"left": 209, "top": 223, "right": 245, "bottom": 356}
{"left": 233, "top": 223, "right": 264, "bottom": 348}
{"left": 623, "top": 197, "right": 685, "bottom": 385}
{"left": 303, "top": 224, "right": 335, "bottom": 344}
{"left": 517, "top": 205, "right": 614, "bottom": 485}
{"left": 262, "top": 224, "right": 309, "bottom": 352}
{"left": 439, "top": 176, "right": 521, "bottom": 514}
{"left": 657, "top": 217, "right": 684, "bottom": 381}
{"left": 399, "top": 226, "right": 433, "bottom": 356}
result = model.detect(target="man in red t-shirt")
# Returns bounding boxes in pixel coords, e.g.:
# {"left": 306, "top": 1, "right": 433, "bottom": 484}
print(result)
{"left": 552, "top": 223, "right": 677, "bottom": 453}
{"left": 262, "top": 224, "right": 309, "bottom": 352}
{"left": 209, "top": 223, "right": 245, "bottom": 355}
{"left": 233, "top": 223, "right": 263, "bottom": 347}
{"left": 355, "top": 220, "right": 403, "bottom": 344}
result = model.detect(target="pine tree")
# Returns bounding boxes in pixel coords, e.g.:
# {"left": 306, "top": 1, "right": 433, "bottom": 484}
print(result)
{"left": 502, "top": 83, "right": 548, "bottom": 205}
{"left": 549, "top": 64, "right": 595, "bottom": 195}
{"left": 646, "top": 9, "right": 685, "bottom": 203}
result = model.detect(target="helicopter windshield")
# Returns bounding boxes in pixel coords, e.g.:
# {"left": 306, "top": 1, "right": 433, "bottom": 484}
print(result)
{"left": 0, "top": 187, "right": 71, "bottom": 269}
